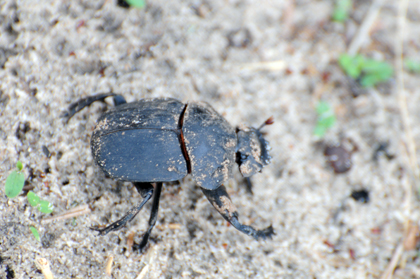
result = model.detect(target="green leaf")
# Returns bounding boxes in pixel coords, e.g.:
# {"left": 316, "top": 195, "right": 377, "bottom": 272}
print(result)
{"left": 27, "top": 191, "right": 41, "bottom": 207}
{"left": 319, "top": 115, "right": 336, "bottom": 128}
{"left": 332, "top": 0, "right": 352, "bottom": 22}
{"left": 125, "top": 0, "right": 146, "bottom": 8}
{"left": 5, "top": 170, "right": 25, "bottom": 198}
{"left": 314, "top": 102, "right": 336, "bottom": 137}
{"left": 316, "top": 101, "right": 331, "bottom": 114}
{"left": 362, "top": 60, "right": 392, "bottom": 74}
{"left": 28, "top": 191, "right": 54, "bottom": 214}
{"left": 16, "top": 161, "right": 23, "bottom": 171}
{"left": 38, "top": 200, "right": 54, "bottom": 214}
{"left": 314, "top": 125, "right": 328, "bottom": 137}
{"left": 30, "top": 226, "right": 41, "bottom": 242}
{"left": 405, "top": 59, "right": 420, "bottom": 73}
{"left": 360, "top": 60, "right": 393, "bottom": 87}
{"left": 338, "top": 54, "right": 364, "bottom": 78}
{"left": 339, "top": 54, "right": 393, "bottom": 87}
{"left": 360, "top": 75, "right": 377, "bottom": 88}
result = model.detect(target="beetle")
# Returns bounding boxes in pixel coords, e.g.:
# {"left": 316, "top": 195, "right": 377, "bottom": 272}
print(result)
{"left": 64, "top": 93, "right": 274, "bottom": 251}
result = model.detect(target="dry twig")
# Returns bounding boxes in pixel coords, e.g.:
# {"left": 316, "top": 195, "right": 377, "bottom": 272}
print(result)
{"left": 396, "top": 0, "right": 420, "bottom": 194}
{"left": 381, "top": 0, "right": 415, "bottom": 278}
{"left": 127, "top": 231, "right": 136, "bottom": 253}
{"left": 403, "top": 224, "right": 420, "bottom": 251}
{"left": 347, "top": 0, "right": 384, "bottom": 55}
{"left": 136, "top": 264, "right": 150, "bottom": 279}
{"left": 380, "top": 243, "right": 404, "bottom": 279}
{"left": 35, "top": 257, "right": 54, "bottom": 279}
{"left": 136, "top": 245, "right": 159, "bottom": 279}
{"left": 42, "top": 204, "right": 91, "bottom": 223}
{"left": 105, "top": 255, "right": 114, "bottom": 276}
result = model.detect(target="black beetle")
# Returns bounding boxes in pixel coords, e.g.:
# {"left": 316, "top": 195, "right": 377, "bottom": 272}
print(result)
{"left": 65, "top": 93, "right": 274, "bottom": 251}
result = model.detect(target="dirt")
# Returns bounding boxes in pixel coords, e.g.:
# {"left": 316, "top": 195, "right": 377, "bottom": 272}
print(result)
{"left": 1, "top": 0, "right": 420, "bottom": 278}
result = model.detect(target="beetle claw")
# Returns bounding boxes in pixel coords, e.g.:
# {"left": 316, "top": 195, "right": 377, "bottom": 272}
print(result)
{"left": 255, "top": 225, "right": 275, "bottom": 240}
{"left": 132, "top": 240, "right": 150, "bottom": 253}
{"left": 202, "top": 185, "right": 274, "bottom": 241}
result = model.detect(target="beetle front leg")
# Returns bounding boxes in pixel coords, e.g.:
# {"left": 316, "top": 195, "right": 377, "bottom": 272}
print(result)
{"left": 91, "top": 182, "right": 154, "bottom": 235}
{"left": 63, "top": 93, "right": 127, "bottom": 122}
{"left": 133, "top": 182, "right": 163, "bottom": 252}
{"left": 201, "top": 185, "right": 274, "bottom": 240}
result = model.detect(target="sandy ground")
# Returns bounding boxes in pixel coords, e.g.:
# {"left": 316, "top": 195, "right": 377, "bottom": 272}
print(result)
{"left": 1, "top": 0, "right": 420, "bottom": 278}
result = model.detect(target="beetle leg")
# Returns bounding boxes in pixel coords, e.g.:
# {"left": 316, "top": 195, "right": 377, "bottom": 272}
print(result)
{"left": 244, "top": 177, "right": 253, "bottom": 195}
{"left": 63, "top": 93, "right": 126, "bottom": 122}
{"left": 134, "top": 182, "right": 154, "bottom": 198}
{"left": 134, "top": 182, "right": 163, "bottom": 252}
{"left": 91, "top": 183, "right": 154, "bottom": 236}
{"left": 201, "top": 185, "right": 274, "bottom": 240}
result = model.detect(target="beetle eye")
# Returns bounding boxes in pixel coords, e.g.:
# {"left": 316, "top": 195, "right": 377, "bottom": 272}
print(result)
{"left": 241, "top": 154, "right": 248, "bottom": 161}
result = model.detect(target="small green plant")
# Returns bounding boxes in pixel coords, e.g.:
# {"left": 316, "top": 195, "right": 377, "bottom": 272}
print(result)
{"left": 314, "top": 101, "right": 336, "bottom": 137}
{"left": 405, "top": 59, "right": 420, "bottom": 74}
{"left": 30, "top": 226, "right": 41, "bottom": 242}
{"left": 5, "top": 161, "right": 54, "bottom": 213}
{"left": 332, "top": 0, "right": 352, "bottom": 22}
{"left": 339, "top": 54, "right": 393, "bottom": 87}
{"left": 5, "top": 161, "right": 25, "bottom": 198}
{"left": 27, "top": 191, "right": 54, "bottom": 214}
{"left": 125, "top": 0, "right": 146, "bottom": 8}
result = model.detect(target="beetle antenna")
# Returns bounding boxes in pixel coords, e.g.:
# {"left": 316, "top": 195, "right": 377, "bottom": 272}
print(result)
{"left": 258, "top": 116, "right": 274, "bottom": 130}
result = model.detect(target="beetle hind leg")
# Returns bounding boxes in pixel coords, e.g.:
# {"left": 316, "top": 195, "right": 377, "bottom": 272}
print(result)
{"left": 133, "top": 182, "right": 163, "bottom": 252}
{"left": 201, "top": 185, "right": 275, "bottom": 240}
{"left": 90, "top": 182, "right": 154, "bottom": 235}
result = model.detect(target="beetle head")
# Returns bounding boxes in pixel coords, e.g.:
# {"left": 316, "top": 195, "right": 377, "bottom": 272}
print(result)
{"left": 236, "top": 117, "right": 273, "bottom": 177}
